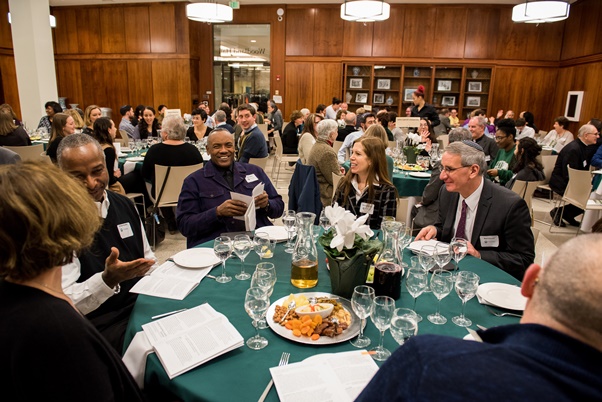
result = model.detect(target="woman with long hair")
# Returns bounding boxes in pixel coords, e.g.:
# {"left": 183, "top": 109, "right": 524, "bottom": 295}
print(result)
{"left": 505, "top": 137, "right": 545, "bottom": 189}
{"left": 411, "top": 85, "right": 440, "bottom": 127}
{"left": 92, "top": 117, "right": 124, "bottom": 194}
{"left": 333, "top": 137, "right": 398, "bottom": 229}
{"left": 46, "top": 113, "right": 76, "bottom": 163}
{"left": 298, "top": 113, "right": 323, "bottom": 164}
{"left": 362, "top": 125, "right": 394, "bottom": 181}
{"left": 133, "top": 106, "right": 160, "bottom": 140}
{"left": 0, "top": 109, "right": 30, "bottom": 146}
{"left": 186, "top": 108, "right": 212, "bottom": 141}
{"left": 82, "top": 105, "right": 102, "bottom": 135}
{"left": 64, "top": 109, "right": 85, "bottom": 133}
{"left": 281, "top": 110, "right": 304, "bottom": 154}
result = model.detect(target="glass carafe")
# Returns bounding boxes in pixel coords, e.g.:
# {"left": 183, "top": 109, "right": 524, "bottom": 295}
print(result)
{"left": 373, "top": 221, "right": 403, "bottom": 299}
{"left": 291, "top": 212, "right": 318, "bottom": 288}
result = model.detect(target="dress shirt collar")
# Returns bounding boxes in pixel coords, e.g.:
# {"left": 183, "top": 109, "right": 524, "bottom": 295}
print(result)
{"left": 95, "top": 190, "right": 110, "bottom": 219}
{"left": 460, "top": 176, "right": 484, "bottom": 212}
{"left": 244, "top": 123, "right": 258, "bottom": 134}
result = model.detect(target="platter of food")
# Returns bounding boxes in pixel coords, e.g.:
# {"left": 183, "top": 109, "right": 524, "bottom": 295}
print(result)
{"left": 267, "top": 292, "right": 360, "bottom": 345}
{"left": 400, "top": 164, "right": 426, "bottom": 172}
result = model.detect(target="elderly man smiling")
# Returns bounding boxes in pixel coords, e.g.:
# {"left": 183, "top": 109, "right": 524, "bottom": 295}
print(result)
{"left": 177, "top": 128, "right": 284, "bottom": 248}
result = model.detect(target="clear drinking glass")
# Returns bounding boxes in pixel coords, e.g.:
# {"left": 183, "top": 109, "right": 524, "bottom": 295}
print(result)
{"left": 427, "top": 269, "right": 453, "bottom": 325}
{"left": 370, "top": 296, "right": 396, "bottom": 361}
{"left": 244, "top": 287, "right": 270, "bottom": 350}
{"left": 350, "top": 285, "right": 375, "bottom": 348}
{"left": 256, "top": 262, "right": 277, "bottom": 293}
{"left": 282, "top": 210, "right": 297, "bottom": 253}
{"left": 434, "top": 242, "right": 452, "bottom": 271}
{"left": 452, "top": 271, "right": 480, "bottom": 327}
{"left": 405, "top": 268, "right": 428, "bottom": 322}
{"left": 319, "top": 209, "right": 331, "bottom": 233}
{"left": 419, "top": 245, "right": 436, "bottom": 293}
{"left": 390, "top": 308, "right": 418, "bottom": 345}
{"left": 213, "top": 236, "right": 232, "bottom": 284}
{"left": 254, "top": 233, "right": 273, "bottom": 260}
{"left": 233, "top": 234, "right": 252, "bottom": 280}
{"left": 450, "top": 237, "right": 468, "bottom": 270}
{"left": 397, "top": 226, "right": 412, "bottom": 267}
{"left": 250, "top": 268, "right": 275, "bottom": 329}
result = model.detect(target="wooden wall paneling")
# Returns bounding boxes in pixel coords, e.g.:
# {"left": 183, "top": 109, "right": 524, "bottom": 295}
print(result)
{"left": 75, "top": 8, "right": 101, "bottom": 54}
{"left": 56, "top": 60, "right": 83, "bottom": 107}
{"left": 285, "top": 8, "right": 315, "bottom": 56}
{"left": 124, "top": 6, "right": 151, "bottom": 53}
{"left": 313, "top": 7, "right": 344, "bottom": 57}
{"left": 127, "top": 60, "right": 154, "bottom": 107}
{"left": 0, "top": 0, "right": 12, "bottom": 49}
{"left": 102, "top": 60, "right": 129, "bottom": 113}
{"left": 561, "top": 0, "right": 602, "bottom": 60}
{"left": 342, "top": 21, "right": 373, "bottom": 57}
{"left": 402, "top": 7, "right": 437, "bottom": 58}
{"left": 0, "top": 55, "right": 20, "bottom": 118}
{"left": 174, "top": 3, "right": 190, "bottom": 55}
{"left": 312, "top": 62, "right": 342, "bottom": 112}
{"left": 554, "top": 63, "right": 602, "bottom": 131}
{"left": 190, "top": 59, "right": 199, "bottom": 107}
{"left": 271, "top": 7, "right": 287, "bottom": 103}
{"left": 463, "top": 7, "right": 498, "bottom": 60}
{"left": 285, "top": 62, "right": 313, "bottom": 115}
{"left": 53, "top": 8, "right": 79, "bottom": 54}
{"left": 196, "top": 22, "right": 214, "bottom": 109}
{"left": 80, "top": 60, "right": 107, "bottom": 107}
{"left": 149, "top": 3, "right": 177, "bottom": 53}
{"left": 495, "top": 8, "right": 531, "bottom": 61}
{"left": 525, "top": 21, "right": 564, "bottom": 62}
{"left": 372, "top": 7, "right": 404, "bottom": 57}
{"left": 433, "top": 7, "right": 466, "bottom": 59}
{"left": 177, "top": 60, "right": 192, "bottom": 112}
{"left": 151, "top": 59, "right": 190, "bottom": 112}
{"left": 188, "top": 20, "right": 202, "bottom": 59}
{"left": 99, "top": 7, "right": 125, "bottom": 54}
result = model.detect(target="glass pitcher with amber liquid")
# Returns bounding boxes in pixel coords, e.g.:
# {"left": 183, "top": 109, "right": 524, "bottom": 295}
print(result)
{"left": 290, "top": 212, "right": 318, "bottom": 288}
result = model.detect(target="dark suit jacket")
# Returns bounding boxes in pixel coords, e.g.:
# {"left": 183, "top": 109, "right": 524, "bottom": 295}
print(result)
{"left": 337, "top": 125, "right": 357, "bottom": 142}
{"left": 0, "top": 147, "right": 20, "bottom": 164}
{"left": 435, "top": 178, "right": 534, "bottom": 280}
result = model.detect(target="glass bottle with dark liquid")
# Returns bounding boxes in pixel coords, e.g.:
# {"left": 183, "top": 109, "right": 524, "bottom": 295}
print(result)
{"left": 373, "top": 221, "right": 403, "bottom": 299}
{"left": 291, "top": 212, "right": 318, "bottom": 288}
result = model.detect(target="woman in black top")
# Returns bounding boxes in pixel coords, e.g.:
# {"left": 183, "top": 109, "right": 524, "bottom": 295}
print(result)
{"left": 282, "top": 110, "right": 303, "bottom": 154}
{"left": 133, "top": 106, "right": 160, "bottom": 140}
{"left": 46, "top": 113, "right": 76, "bottom": 163}
{"left": 82, "top": 104, "right": 102, "bottom": 135}
{"left": 505, "top": 137, "right": 545, "bottom": 189}
{"left": 186, "top": 108, "right": 212, "bottom": 141}
{"left": 411, "top": 85, "right": 440, "bottom": 128}
{"left": 0, "top": 109, "right": 31, "bottom": 146}
{"left": 92, "top": 117, "right": 124, "bottom": 192}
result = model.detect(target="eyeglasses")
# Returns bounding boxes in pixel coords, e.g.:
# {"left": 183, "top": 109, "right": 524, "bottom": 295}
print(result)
{"left": 441, "top": 165, "right": 471, "bottom": 174}
{"left": 586, "top": 132, "right": 600, "bottom": 136}
{"left": 494, "top": 135, "right": 507, "bottom": 141}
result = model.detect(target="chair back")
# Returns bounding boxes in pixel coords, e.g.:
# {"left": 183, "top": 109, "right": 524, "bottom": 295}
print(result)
{"left": 4, "top": 144, "right": 45, "bottom": 161}
{"left": 536, "top": 130, "right": 548, "bottom": 141}
{"left": 388, "top": 141, "right": 396, "bottom": 150}
{"left": 257, "top": 124, "right": 269, "bottom": 141}
{"left": 154, "top": 163, "right": 203, "bottom": 208}
{"left": 540, "top": 155, "right": 557, "bottom": 184}
{"left": 273, "top": 133, "right": 284, "bottom": 158}
{"left": 531, "top": 227, "right": 540, "bottom": 244}
{"left": 248, "top": 156, "right": 268, "bottom": 170}
{"left": 333, "top": 141, "right": 344, "bottom": 155}
{"left": 563, "top": 167, "right": 593, "bottom": 210}
{"left": 282, "top": 122, "right": 289, "bottom": 132}
{"left": 117, "top": 130, "right": 129, "bottom": 147}
{"left": 332, "top": 172, "right": 343, "bottom": 201}
{"left": 437, "top": 134, "right": 449, "bottom": 149}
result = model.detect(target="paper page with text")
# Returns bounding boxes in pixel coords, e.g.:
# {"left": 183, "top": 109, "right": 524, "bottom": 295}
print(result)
{"left": 231, "top": 182, "right": 265, "bottom": 220}
{"left": 130, "top": 261, "right": 210, "bottom": 300}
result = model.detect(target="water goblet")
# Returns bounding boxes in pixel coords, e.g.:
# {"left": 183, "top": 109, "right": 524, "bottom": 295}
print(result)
{"left": 397, "top": 226, "right": 412, "bottom": 267}
{"left": 450, "top": 237, "right": 468, "bottom": 270}
{"left": 244, "top": 287, "right": 270, "bottom": 350}
{"left": 233, "top": 234, "right": 252, "bottom": 280}
{"left": 427, "top": 270, "right": 453, "bottom": 325}
{"left": 256, "top": 262, "right": 277, "bottom": 293}
{"left": 253, "top": 233, "right": 271, "bottom": 260}
{"left": 405, "top": 268, "right": 428, "bottom": 322}
{"left": 282, "top": 210, "right": 297, "bottom": 253}
{"left": 419, "top": 245, "right": 436, "bottom": 292}
{"left": 434, "top": 242, "right": 452, "bottom": 271}
{"left": 370, "top": 296, "right": 396, "bottom": 361}
{"left": 319, "top": 209, "right": 331, "bottom": 233}
{"left": 312, "top": 225, "right": 321, "bottom": 243}
{"left": 390, "top": 308, "right": 418, "bottom": 345}
{"left": 350, "top": 285, "right": 375, "bottom": 348}
{"left": 250, "top": 268, "right": 275, "bottom": 329}
{"left": 213, "top": 236, "right": 232, "bottom": 283}
{"left": 452, "top": 271, "right": 480, "bottom": 327}
{"left": 410, "top": 256, "right": 420, "bottom": 270}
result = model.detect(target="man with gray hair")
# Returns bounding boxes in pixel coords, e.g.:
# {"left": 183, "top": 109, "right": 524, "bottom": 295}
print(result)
{"left": 337, "top": 112, "right": 357, "bottom": 142}
{"left": 469, "top": 115, "right": 498, "bottom": 162}
{"left": 307, "top": 119, "right": 344, "bottom": 207}
{"left": 214, "top": 109, "right": 235, "bottom": 134}
{"left": 358, "top": 233, "right": 602, "bottom": 401}
{"left": 416, "top": 141, "right": 534, "bottom": 279}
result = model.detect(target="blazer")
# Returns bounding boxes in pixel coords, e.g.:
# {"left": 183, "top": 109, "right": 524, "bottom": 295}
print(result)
{"left": 288, "top": 160, "right": 322, "bottom": 222}
{"left": 434, "top": 178, "right": 534, "bottom": 280}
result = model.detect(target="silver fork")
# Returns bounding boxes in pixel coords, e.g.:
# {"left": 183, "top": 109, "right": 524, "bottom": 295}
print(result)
{"left": 258, "top": 352, "right": 290, "bottom": 402}
{"left": 487, "top": 307, "right": 522, "bottom": 318}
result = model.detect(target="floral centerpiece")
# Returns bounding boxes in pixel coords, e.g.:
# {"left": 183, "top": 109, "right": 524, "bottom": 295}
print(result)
{"left": 319, "top": 204, "right": 382, "bottom": 298}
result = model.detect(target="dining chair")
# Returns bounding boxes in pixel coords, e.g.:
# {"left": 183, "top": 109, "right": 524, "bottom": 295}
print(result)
{"left": 331, "top": 172, "right": 343, "bottom": 202}
{"left": 4, "top": 144, "right": 46, "bottom": 162}
{"left": 153, "top": 163, "right": 203, "bottom": 208}
{"left": 333, "top": 141, "right": 344, "bottom": 155}
{"left": 536, "top": 155, "right": 558, "bottom": 203}
{"left": 511, "top": 179, "right": 542, "bottom": 226}
{"left": 437, "top": 134, "right": 449, "bottom": 150}
{"left": 117, "top": 130, "right": 130, "bottom": 147}
{"left": 248, "top": 156, "right": 269, "bottom": 170}
{"left": 125, "top": 192, "right": 146, "bottom": 219}
{"left": 271, "top": 133, "right": 298, "bottom": 187}
{"left": 257, "top": 124, "right": 269, "bottom": 141}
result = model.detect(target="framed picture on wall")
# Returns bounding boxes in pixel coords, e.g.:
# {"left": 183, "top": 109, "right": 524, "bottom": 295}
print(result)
{"left": 564, "top": 91, "right": 584, "bottom": 122}
{"left": 441, "top": 96, "right": 456, "bottom": 106}
{"left": 467, "top": 82, "right": 482, "bottom": 92}
{"left": 349, "top": 78, "right": 363, "bottom": 89}
{"left": 373, "top": 93, "right": 385, "bottom": 104}
{"left": 437, "top": 80, "right": 452, "bottom": 91}
{"left": 377, "top": 79, "right": 391, "bottom": 90}
{"left": 404, "top": 88, "right": 416, "bottom": 102}
{"left": 466, "top": 96, "right": 481, "bottom": 107}
{"left": 356, "top": 93, "right": 368, "bottom": 103}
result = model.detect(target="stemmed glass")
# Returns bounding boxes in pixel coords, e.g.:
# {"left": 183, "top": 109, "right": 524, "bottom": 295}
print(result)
{"left": 244, "top": 287, "right": 270, "bottom": 350}
{"left": 319, "top": 209, "right": 331, "bottom": 233}
{"left": 400, "top": 153, "right": 408, "bottom": 177}
{"left": 427, "top": 270, "right": 453, "bottom": 325}
{"left": 450, "top": 237, "right": 468, "bottom": 270}
{"left": 370, "top": 296, "right": 396, "bottom": 361}
{"left": 434, "top": 242, "right": 452, "bottom": 271}
{"left": 282, "top": 210, "right": 297, "bottom": 253}
{"left": 419, "top": 245, "right": 436, "bottom": 292}
{"left": 233, "top": 234, "right": 252, "bottom": 280}
{"left": 405, "top": 268, "right": 428, "bottom": 322}
{"left": 350, "top": 285, "right": 375, "bottom": 348}
{"left": 390, "top": 308, "right": 418, "bottom": 345}
{"left": 213, "top": 236, "right": 232, "bottom": 284}
{"left": 397, "top": 226, "right": 412, "bottom": 267}
{"left": 250, "top": 268, "right": 275, "bottom": 329}
{"left": 452, "top": 271, "right": 480, "bottom": 327}
{"left": 254, "top": 233, "right": 274, "bottom": 260}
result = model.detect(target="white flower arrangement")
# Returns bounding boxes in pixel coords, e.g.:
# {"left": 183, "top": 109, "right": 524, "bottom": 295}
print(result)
{"left": 183, "top": 113, "right": 192, "bottom": 125}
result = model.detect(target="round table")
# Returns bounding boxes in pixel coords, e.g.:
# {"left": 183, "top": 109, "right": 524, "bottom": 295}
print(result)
{"left": 392, "top": 170, "right": 431, "bottom": 197}
{"left": 124, "top": 238, "right": 520, "bottom": 401}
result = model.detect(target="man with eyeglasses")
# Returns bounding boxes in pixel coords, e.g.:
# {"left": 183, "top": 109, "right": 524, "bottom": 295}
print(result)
{"left": 416, "top": 141, "right": 534, "bottom": 280}
{"left": 487, "top": 119, "right": 517, "bottom": 186}
{"left": 549, "top": 124, "right": 600, "bottom": 227}
{"left": 468, "top": 116, "right": 498, "bottom": 162}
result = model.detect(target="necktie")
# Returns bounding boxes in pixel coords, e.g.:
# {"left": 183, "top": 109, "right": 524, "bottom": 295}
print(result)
{"left": 455, "top": 200, "right": 468, "bottom": 240}
{"left": 223, "top": 169, "right": 234, "bottom": 190}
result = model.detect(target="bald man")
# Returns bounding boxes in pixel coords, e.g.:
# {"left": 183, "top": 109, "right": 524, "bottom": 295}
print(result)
{"left": 357, "top": 233, "right": 602, "bottom": 401}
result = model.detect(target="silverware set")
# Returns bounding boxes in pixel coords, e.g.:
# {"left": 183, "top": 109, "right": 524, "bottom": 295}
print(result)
{"left": 258, "top": 352, "right": 290, "bottom": 402}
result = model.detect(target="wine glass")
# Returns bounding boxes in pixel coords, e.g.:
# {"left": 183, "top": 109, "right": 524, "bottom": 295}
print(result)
{"left": 452, "top": 271, "right": 480, "bottom": 327}
{"left": 319, "top": 209, "right": 331, "bottom": 233}
{"left": 450, "top": 237, "right": 468, "bottom": 270}
{"left": 256, "top": 262, "right": 277, "bottom": 293}
{"left": 350, "top": 285, "right": 375, "bottom": 348}
{"left": 370, "top": 296, "right": 395, "bottom": 361}
{"left": 312, "top": 225, "right": 321, "bottom": 243}
{"left": 250, "top": 268, "right": 275, "bottom": 329}
{"left": 390, "top": 308, "right": 418, "bottom": 345}
{"left": 397, "top": 226, "right": 412, "bottom": 267}
{"left": 419, "top": 245, "right": 436, "bottom": 293}
{"left": 282, "top": 210, "right": 297, "bottom": 253}
{"left": 254, "top": 233, "right": 272, "bottom": 260}
{"left": 427, "top": 269, "right": 453, "bottom": 325}
{"left": 244, "top": 287, "right": 270, "bottom": 350}
{"left": 233, "top": 234, "right": 252, "bottom": 280}
{"left": 405, "top": 268, "right": 428, "bottom": 322}
{"left": 434, "top": 242, "right": 452, "bottom": 271}
{"left": 213, "top": 236, "right": 232, "bottom": 284}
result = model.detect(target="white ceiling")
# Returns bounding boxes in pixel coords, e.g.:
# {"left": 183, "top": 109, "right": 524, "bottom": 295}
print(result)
{"left": 49, "top": 0, "right": 525, "bottom": 7}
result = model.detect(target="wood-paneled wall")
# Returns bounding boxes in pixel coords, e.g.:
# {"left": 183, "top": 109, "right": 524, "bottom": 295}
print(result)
{"left": 0, "top": 0, "right": 20, "bottom": 118}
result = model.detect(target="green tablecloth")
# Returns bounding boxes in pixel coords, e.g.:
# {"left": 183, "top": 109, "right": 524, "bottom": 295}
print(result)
{"left": 392, "top": 170, "right": 431, "bottom": 197}
{"left": 32, "top": 139, "right": 48, "bottom": 151}
{"left": 124, "top": 240, "right": 520, "bottom": 401}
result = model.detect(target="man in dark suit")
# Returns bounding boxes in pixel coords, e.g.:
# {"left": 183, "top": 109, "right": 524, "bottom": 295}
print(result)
{"left": 236, "top": 104, "right": 268, "bottom": 163}
{"left": 416, "top": 141, "right": 534, "bottom": 280}
{"left": 337, "top": 112, "right": 357, "bottom": 142}
{"left": 214, "top": 110, "right": 235, "bottom": 134}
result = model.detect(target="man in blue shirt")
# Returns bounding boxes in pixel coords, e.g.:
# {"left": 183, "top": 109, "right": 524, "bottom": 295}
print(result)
{"left": 237, "top": 104, "right": 268, "bottom": 163}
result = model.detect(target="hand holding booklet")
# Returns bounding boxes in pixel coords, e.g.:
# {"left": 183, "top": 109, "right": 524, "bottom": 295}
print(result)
{"left": 130, "top": 260, "right": 212, "bottom": 300}
{"left": 230, "top": 182, "right": 264, "bottom": 231}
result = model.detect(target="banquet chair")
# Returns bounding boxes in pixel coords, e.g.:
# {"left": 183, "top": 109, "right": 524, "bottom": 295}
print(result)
{"left": 332, "top": 172, "right": 343, "bottom": 202}
{"left": 153, "top": 163, "right": 203, "bottom": 208}
{"left": 333, "top": 141, "right": 344, "bottom": 155}
{"left": 536, "top": 155, "right": 558, "bottom": 203}
{"left": 249, "top": 156, "right": 269, "bottom": 170}
{"left": 116, "top": 130, "right": 129, "bottom": 147}
{"left": 125, "top": 192, "right": 146, "bottom": 219}
{"left": 4, "top": 144, "right": 45, "bottom": 162}
{"left": 437, "top": 134, "right": 449, "bottom": 150}
{"left": 271, "top": 133, "right": 298, "bottom": 187}
{"left": 257, "top": 124, "right": 269, "bottom": 141}
{"left": 511, "top": 179, "right": 542, "bottom": 226}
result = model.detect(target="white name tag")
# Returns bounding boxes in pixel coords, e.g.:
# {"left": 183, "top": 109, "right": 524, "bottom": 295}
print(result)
{"left": 480, "top": 235, "right": 499, "bottom": 248}
{"left": 584, "top": 160, "right": 588, "bottom": 168}
{"left": 245, "top": 174, "right": 258, "bottom": 183}
{"left": 485, "top": 155, "right": 491, "bottom": 162}
{"left": 360, "top": 202, "right": 375, "bottom": 214}
{"left": 118, "top": 222, "right": 134, "bottom": 239}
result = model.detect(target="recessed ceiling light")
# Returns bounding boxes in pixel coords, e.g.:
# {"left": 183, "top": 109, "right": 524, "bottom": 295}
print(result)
{"left": 250, "top": 40, "right": 256, "bottom": 43}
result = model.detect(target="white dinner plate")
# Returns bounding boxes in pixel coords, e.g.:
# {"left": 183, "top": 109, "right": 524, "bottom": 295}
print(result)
{"left": 172, "top": 248, "right": 221, "bottom": 269}
{"left": 126, "top": 156, "right": 145, "bottom": 162}
{"left": 266, "top": 292, "right": 360, "bottom": 346}
{"left": 409, "top": 172, "right": 431, "bottom": 178}
{"left": 120, "top": 148, "right": 133, "bottom": 153}
{"left": 477, "top": 282, "right": 527, "bottom": 311}
{"left": 117, "top": 153, "right": 128, "bottom": 158}
{"left": 407, "top": 240, "right": 449, "bottom": 255}
{"left": 255, "top": 226, "right": 288, "bottom": 242}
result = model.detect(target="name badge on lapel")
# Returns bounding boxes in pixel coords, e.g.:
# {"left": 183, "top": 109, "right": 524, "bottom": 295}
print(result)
{"left": 245, "top": 174, "right": 259, "bottom": 183}
{"left": 480, "top": 235, "right": 499, "bottom": 248}
{"left": 360, "top": 202, "right": 375, "bottom": 215}
{"left": 118, "top": 222, "right": 134, "bottom": 239}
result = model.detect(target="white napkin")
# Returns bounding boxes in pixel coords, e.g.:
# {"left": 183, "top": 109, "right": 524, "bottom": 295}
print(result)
{"left": 124, "top": 161, "right": 137, "bottom": 175}
{"left": 122, "top": 331, "right": 155, "bottom": 389}
{"left": 476, "top": 293, "right": 495, "bottom": 306}
{"left": 114, "top": 142, "right": 122, "bottom": 154}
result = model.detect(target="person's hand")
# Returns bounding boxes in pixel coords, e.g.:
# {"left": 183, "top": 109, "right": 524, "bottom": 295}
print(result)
{"left": 487, "top": 168, "right": 498, "bottom": 177}
{"left": 254, "top": 192, "right": 269, "bottom": 209}
{"left": 496, "top": 109, "right": 504, "bottom": 119}
{"left": 488, "top": 116, "right": 495, "bottom": 124}
{"left": 424, "top": 138, "right": 432, "bottom": 153}
{"left": 416, "top": 226, "right": 437, "bottom": 240}
{"left": 114, "top": 169, "right": 122, "bottom": 178}
{"left": 466, "top": 241, "right": 481, "bottom": 259}
{"left": 216, "top": 199, "right": 248, "bottom": 217}
{"left": 102, "top": 247, "right": 155, "bottom": 288}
